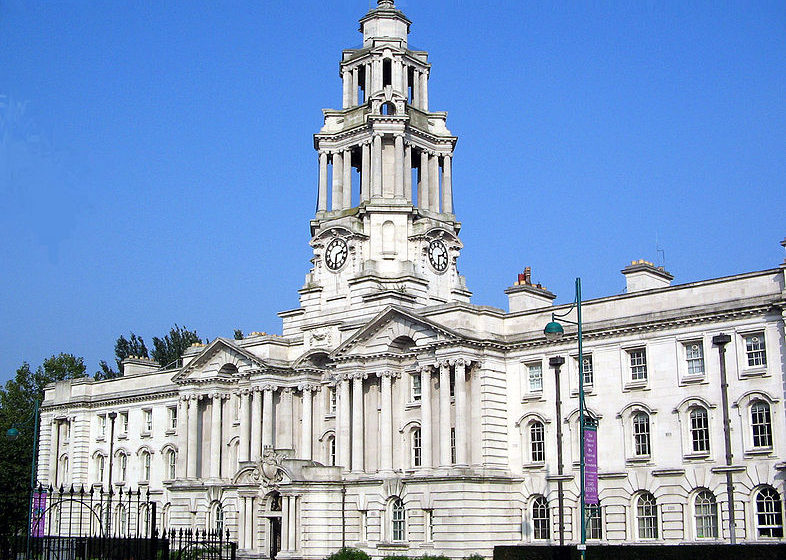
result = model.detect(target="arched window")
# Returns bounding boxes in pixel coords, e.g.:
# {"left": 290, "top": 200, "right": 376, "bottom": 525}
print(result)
{"left": 326, "top": 435, "right": 336, "bottom": 466}
{"left": 391, "top": 498, "right": 406, "bottom": 542}
{"left": 751, "top": 401, "right": 773, "bottom": 448}
{"left": 210, "top": 502, "right": 224, "bottom": 534}
{"left": 756, "top": 486, "right": 783, "bottom": 537}
{"left": 412, "top": 428, "right": 422, "bottom": 467}
{"left": 60, "top": 455, "right": 69, "bottom": 485}
{"left": 162, "top": 503, "right": 171, "bottom": 532}
{"left": 587, "top": 502, "right": 602, "bottom": 540}
{"left": 118, "top": 452, "right": 128, "bottom": 482}
{"left": 532, "top": 496, "right": 549, "bottom": 540}
{"left": 141, "top": 451, "right": 151, "bottom": 482}
{"left": 381, "top": 101, "right": 396, "bottom": 115}
{"left": 139, "top": 504, "right": 151, "bottom": 536}
{"left": 115, "top": 503, "right": 128, "bottom": 536}
{"left": 530, "top": 421, "right": 545, "bottom": 463}
{"left": 166, "top": 449, "right": 176, "bottom": 480}
{"left": 633, "top": 413, "right": 651, "bottom": 456}
{"left": 636, "top": 492, "right": 658, "bottom": 539}
{"left": 694, "top": 490, "right": 718, "bottom": 539}
{"left": 689, "top": 407, "right": 710, "bottom": 453}
{"left": 97, "top": 455, "right": 106, "bottom": 484}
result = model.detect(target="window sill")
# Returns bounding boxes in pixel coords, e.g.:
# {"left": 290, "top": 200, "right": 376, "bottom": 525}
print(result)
{"left": 325, "top": 413, "right": 336, "bottom": 420}
{"left": 405, "top": 401, "right": 421, "bottom": 410}
{"left": 683, "top": 452, "right": 711, "bottom": 461}
{"left": 522, "top": 462, "right": 546, "bottom": 470}
{"left": 376, "top": 542, "right": 408, "bottom": 549}
{"left": 96, "top": 436, "right": 105, "bottom": 442}
{"left": 745, "top": 447, "right": 774, "bottom": 457}
{"left": 624, "top": 381, "right": 649, "bottom": 391}
{"left": 138, "top": 480, "right": 149, "bottom": 486}
{"left": 741, "top": 368, "right": 767, "bottom": 378}
{"left": 165, "top": 429, "right": 176, "bottom": 436}
{"left": 117, "top": 433, "right": 128, "bottom": 440}
{"left": 680, "top": 375, "right": 706, "bottom": 385}
{"left": 521, "top": 393, "right": 545, "bottom": 403}
{"left": 571, "top": 387, "right": 594, "bottom": 397}
{"left": 626, "top": 456, "right": 651, "bottom": 465}
{"left": 140, "top": 432, "right": 152, "bottom": 439}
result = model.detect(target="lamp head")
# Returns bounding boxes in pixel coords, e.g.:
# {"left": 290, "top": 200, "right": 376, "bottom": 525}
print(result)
{"left": 544, "top": 321, "right": 564, "bottom": 342}
{"left": 6, "top": 427, "right": 20, "bottom": 441}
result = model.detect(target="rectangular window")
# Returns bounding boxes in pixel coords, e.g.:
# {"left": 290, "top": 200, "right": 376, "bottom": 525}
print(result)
{"left": 424, "top": 510, "right": 433, "bottom": 542}
{"left": 450, "top": 427, "right": 456, "bottom": 464}
{"left": 98, "top": 415, "right": 106, "bottom": 439}
{"left": 412, "top": 429, "right": 422, "bottom": 467}
{"left": 530, "top": 422, "right": 545, "bottom": 463}
{"left": 360, "top": 510, "right": 367, "bottom": 542}
{"left": 449, "top": 369, "right": 455, "bottom": 398}
{"left": 629, "top": 349, "right": 648, "bottom": 381}
{"left": 745, "top": 333, "right": 767, "bottom": 367}
{"left": 690, "top": 408, "right": 710, "bottom": 453}
{"left": 119, "top": 412, "right": 128, "bottom": 436}
{"left": 751, "top": 402, "right": 773, "bottom": 448}
{"left": 412, "top": 373, "right": 422, "bottom": 401}
{"left": 685, "top": 342, "right": 705, "bottom": 376}
{"left": 582, "top": 355, "right": 594, "bottom": 386}
{"left": 142, "top": 409, "right": 152, "bottom": 433}
{"left": 168, "top": 406, "right": 178, "bottom": 430}
{"left": 329, "top": 387, "right": 337, "bottom": 414}
{"left": 633, "top": 413, "right": 651, "bottom": 456}
{"left": 586, "top": 503, "right": 602, "bottom": 540}
{"left": 528, "top": 363, "right": 543, "bottom": 393}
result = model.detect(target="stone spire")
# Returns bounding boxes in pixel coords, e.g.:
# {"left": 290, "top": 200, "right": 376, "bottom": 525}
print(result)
{"left": 377, "top": 0, "right": 395, "bottom": 8}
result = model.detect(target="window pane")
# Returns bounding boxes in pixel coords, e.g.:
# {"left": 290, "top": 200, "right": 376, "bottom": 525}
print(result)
{"left": 530, "top": 422, "right": 545, "bottom": 463}
{"left": 756, "top": 487, "right": 783, "bottom": 537}
{"left": 582, "top": 355, "right": 594, "bottom": 386}
{"left": 630, "top": 350, "right": 647, "bottom": 381}
{"left": 694, "top": 491, "right": 718, "bottom": 539}
{"left": 587, "top": 503, "right": 602, "bottom": 540}
{"left": 636, "top": 493, "right": 658, "bottom": 539}
{"left": 690, "top": 408, "right": 710, "bottom": 453}
{"left": 745, "top": 334, "right": 767, "bottom": 367}
{"left": 392, "top": 499, "right": 406, "bottom": 541}
{"left": 686, "top": 343, "right": 705, "bottom": 376}
{"left": 751, "top": 402, "right": 773, "bottom": 448}
{"left": 633, "top": 413, "right": 651, "bottom": 456}
{"left": 528, "top": 363, "right": 543, "bottom": 392}
{"left": 532, "top": 497, "right": 550, "bottom": 540}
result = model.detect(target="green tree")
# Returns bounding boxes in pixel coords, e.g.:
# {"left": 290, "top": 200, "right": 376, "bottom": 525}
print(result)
{"left": 97, "top": 332, "right": 148, "bottom": 379}
{"left": 0, "top": 354, "right": 86, "bottom": 534}
{"left": 152, "top": 325, "right": 202, "bottom": 369}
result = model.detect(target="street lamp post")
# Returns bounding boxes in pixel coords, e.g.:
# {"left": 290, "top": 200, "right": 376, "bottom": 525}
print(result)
{"left": 106, "top": 411, "right": 117, "bottom": 537}
{"left": 5, "top": 399, "right": 41, "bottom": 560}
{"left": 544, "top": 277, "right": 592, "bottom": 560}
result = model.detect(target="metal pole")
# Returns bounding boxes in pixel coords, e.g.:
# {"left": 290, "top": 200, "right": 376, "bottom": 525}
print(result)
{"left": 25, "top": 400, "right": 40, "bottom": 560}
{"left": 712, "top": 334, "right": 736, "bottom": 544}
{"left": 576, "top": 278, "right": 586, "bottom": 560}
{"left": 549, "top": 356, "right": 566, "bottom": 546}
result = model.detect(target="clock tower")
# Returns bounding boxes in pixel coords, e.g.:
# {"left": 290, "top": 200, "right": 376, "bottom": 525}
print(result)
{"left": 298, "top": 0, "right": 470, "bottom": 319}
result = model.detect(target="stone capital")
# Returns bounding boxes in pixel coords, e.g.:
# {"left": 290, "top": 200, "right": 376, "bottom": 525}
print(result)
{"left": 261, "top": 384, "right": 277, "bottom": 393}
{"left": 350, "top": 372, "right": 369, "bottom": 381}
{"left": 298, "top": 383, "right": 320, "bottom": 393}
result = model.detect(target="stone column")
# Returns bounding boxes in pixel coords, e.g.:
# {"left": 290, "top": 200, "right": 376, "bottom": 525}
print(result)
{"left": 338, "top": 376, "right": 351, "bottom": 469}
{"left": 342, "top": 69, "right": 350, "bottom": 108}
{"left": 288, "top": 496, "right": 297, "bottom": 551}
{"left": 393, "top": 60, "right": 402, "bottom": 95}
{"left": 187, "top": 396, "right": 199, "bottom": 478}
{"left": 342, "top": 149, "right": 352, "bottom": 209}
{"left": 442, "top": 154, "right": 453, "bottom": 213}
{"left": 420, "top": 366, "right": 433, "bottom": 469}
{"left": 412, "top": 71, "right": 420, "bottom": 107}
{"left": 373, "top": 58, "right": 382, "bottom": 93}
{"left": 429, "top": 152, "right": 439, "bottom": 211}
{"left": 401, "top": 63, "right": 409, "bottom": 98}
{"left": 378, "top": 371, "right": 394, "bottom": 472}
{"left": 372, "top": 134, "right": 382, "bottom": 198}
{"left": 279, "top": 388, "right": 293, "bottom": 450}
{"left": 49, "top": 419, "right": 59, "bottom": 485}
{"left": 394, "top": 134, "right": 404, "bottom": 198}
{"left": 317, "top": 151, "right": 328, "bottom": 212}
{"left": 404, "top": 143, "right": 412, "bottom": 202}
{"left": 299, "top": 385, "right": 315, "bottom": 460}
{"left": 331, "top": 152, "right": 343, "bottom": 211}
{"left": 262, "top": 385, "right": 275, "bottom": 450}
{"left": 454, "top": 360, "right": 468, "bottom": 465}
{"left": 361, "top": 142, "right": 370, "bottom": 201}
{"left": 439, "top": 363, "right": 451, "bottom": 466}
{"left": 210, "top": 393, "right": 222, "bottom": 478}
{"left": 177, "top": 398, "right": 189, "bottom": 478}
{"left": 244, "top": 497, "right": 254, "bottom": 549}
{"left": 364, "top": 63, "right": 371, "bottom": 98}
{"left": 251, "top": 388, "right": 262, "bottom": 461}
{"left": 351, "top": 373, "right": 366, "bottom": 473}
{"left": 421, "top": 70, "right": 429, "bottom": 111}
{"left": 281, "top": 496, "right": 290, "bottom": 552}
{"left": 419, "top": 150, "right": 429, "bottom": 209}
{"left": 239, "top": 391, "right": 250, "bottom": 463}
{"left": 352, "top": 67, "right": 359, "bottom": 105}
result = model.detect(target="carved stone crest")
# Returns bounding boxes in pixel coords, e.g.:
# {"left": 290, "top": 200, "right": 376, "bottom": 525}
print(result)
{"left": 260, "top": 447, "right": 285, "bottom": 483}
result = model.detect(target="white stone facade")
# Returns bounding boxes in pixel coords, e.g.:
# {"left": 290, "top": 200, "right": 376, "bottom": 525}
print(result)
{"left": 39, "top": 2, "right": 786, "bottom": 558}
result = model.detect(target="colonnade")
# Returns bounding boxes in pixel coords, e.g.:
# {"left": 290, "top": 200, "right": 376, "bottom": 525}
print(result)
{"left": 334, "top": 358, "right": 472, "bottom": 472}
{"left": 237, "top": 493, "right": 299, "bottom": 553}
{"left": 341, "top": 58, "right": 429, "bottom": 110}
{"left": 317, "top": 140, "right": 453, "bottom": 214}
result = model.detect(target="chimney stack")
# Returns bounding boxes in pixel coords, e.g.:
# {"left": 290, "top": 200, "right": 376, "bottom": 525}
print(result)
{"left": 622, "top": 260, "right": 673, "bottom": 293}
{"left": 505, "top": 267, "right": 556, "bottom": 312}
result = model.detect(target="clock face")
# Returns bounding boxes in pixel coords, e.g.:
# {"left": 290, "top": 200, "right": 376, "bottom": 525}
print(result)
{"left": 428, "top": 240, "right": 448, "bottom": 272}
{"left": 325, "top": 238, "right": 348, "bottom": 271}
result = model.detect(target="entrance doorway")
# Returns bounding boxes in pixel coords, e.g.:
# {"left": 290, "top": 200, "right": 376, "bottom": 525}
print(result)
{"left": 269, "top": 517, "right": 281, "bottom": 559}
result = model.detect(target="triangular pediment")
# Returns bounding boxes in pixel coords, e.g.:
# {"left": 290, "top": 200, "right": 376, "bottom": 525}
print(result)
{"left": 172, "top": 338, "right": 266, "bottom": 382}
{"left": 331, "top": 306, "right": 462, "bottom": 359}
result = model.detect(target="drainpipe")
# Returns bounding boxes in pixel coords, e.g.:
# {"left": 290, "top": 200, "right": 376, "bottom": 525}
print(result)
{"left": 712, "top": 334, "right": 736, "bottom": 544}
{"left": 549, "top": 356, "right": 566, "bottom": 546}
{"left": 341, "top": 484, "right": 346, "bottom": 548}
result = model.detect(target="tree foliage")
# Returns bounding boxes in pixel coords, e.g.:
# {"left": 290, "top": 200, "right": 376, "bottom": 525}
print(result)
{"left": 0, "top": 354, "right": 86, "bottom": 534}
{"left": 96, "top": 332, "right": 148, "bottom": 379}
{"left": 151, "top": 325, "right": 202, "bottom": 369}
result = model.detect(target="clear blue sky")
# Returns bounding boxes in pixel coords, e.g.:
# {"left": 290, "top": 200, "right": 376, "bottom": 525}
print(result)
{"left": 1, "top": 1, "right": 784, "bottom": 382}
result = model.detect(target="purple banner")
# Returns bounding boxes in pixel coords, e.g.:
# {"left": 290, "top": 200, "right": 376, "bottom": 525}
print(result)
{"left": 31, "top": 491, "right": 47, "bottom": 536}
{"left": 584, "top": 427, "right": 598, "bottom": 505}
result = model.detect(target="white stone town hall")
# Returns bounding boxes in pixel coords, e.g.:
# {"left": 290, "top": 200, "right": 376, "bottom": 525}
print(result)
{"left": 38, "top": 2, "right": 785, "bottom": 558}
